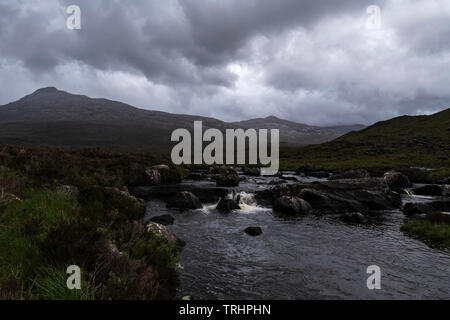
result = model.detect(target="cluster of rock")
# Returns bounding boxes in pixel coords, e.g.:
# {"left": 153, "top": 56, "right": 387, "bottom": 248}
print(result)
{"left": 256, "top": 170, "right": 411, "bottom": 223}
{"left": 137, "top": 164, "right": 450, "bottom": 241}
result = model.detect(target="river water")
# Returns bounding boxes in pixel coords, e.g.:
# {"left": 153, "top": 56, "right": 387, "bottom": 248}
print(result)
{"left": 143, "top": 174, "right": 450, "bottom": 300}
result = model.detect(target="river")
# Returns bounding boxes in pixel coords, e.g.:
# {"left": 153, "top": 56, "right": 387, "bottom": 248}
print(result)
{"left": 143, "top": 173, "right": 450, "bottom": 300}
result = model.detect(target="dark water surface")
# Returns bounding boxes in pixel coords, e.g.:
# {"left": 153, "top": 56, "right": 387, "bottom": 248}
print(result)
{"left": 144, "top": 176, "right": 450, "bottom": 300}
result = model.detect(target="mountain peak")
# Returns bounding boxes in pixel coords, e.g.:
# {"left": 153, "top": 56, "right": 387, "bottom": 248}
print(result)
{"left": 32, "top": 87, "right": 59, "bottom": 95}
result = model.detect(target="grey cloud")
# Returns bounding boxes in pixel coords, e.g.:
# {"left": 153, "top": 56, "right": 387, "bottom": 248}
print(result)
{"left": 0, "top": 0, "right": 448, "bottom": 126}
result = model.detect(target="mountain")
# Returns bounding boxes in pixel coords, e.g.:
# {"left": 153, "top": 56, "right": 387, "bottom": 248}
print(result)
{"left": 324, "top": 124, "right": 366, "bottom": 135}
{"left": 281, "top": 108, "right": 450, "bottom": 170}
{"left": 0, "top": 87, "right": 349, "bottom": 153}
{"left": 231, "top": 116, "right": 341, "bottom": 145}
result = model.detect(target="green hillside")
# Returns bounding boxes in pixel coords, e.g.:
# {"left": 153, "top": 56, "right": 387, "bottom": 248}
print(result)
{"left": 281, "top": 108, "right": 450, "bottom": 172}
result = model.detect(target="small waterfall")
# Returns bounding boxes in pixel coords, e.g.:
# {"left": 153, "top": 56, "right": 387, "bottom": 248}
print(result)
{"left": 233, "top": 191, "right": 266, "bottom": 212}
{"left": 405, "top": 188, "right": 415, "bottom": 196}
{"left": 200, "top": 191, "right": 267, "bottom": 214}
{"left": 235, "top": 192, "right": 257, "bottom": 206}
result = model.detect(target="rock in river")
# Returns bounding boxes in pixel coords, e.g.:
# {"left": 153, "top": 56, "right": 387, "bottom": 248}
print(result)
{"left": 216, "top": 198, "right": 240, "bottom": 213}
{"left": 166, "top": 191, "right": 202, "bottom": 210}
{"left": 244, "top": 227, "right": 263, "bottom": 236}
{"left": 413, "top": 185, "right": 444, "bottom": 196}
{"left": 384, "top": 171, "right": 411, "bottom": 189}
{"left": 273, "top": 196, "right": 312, "bottom": 215}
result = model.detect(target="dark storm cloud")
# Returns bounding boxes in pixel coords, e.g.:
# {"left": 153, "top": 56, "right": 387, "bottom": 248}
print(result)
{"left": 177, "top": 0, "right": 385, "bottom": 65}
{"left": 0, "top": 0, "right": 449, "bottom": 125}
{"left": 1, "top": 0, "right": 383, "bottom": 85}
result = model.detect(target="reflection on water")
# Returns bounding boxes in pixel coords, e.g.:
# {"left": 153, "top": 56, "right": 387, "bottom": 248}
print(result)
{"left": 144, "top": 178, "right": 450, "bottom": 300}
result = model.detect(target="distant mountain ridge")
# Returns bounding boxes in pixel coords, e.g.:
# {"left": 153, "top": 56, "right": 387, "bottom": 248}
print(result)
{"left": 0, "top": 87, "right": 363, "bottom": 153}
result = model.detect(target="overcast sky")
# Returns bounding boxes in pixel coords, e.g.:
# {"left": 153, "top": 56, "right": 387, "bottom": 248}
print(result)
{"left": 0, "top": 0, "right": 449, "bottom": 126}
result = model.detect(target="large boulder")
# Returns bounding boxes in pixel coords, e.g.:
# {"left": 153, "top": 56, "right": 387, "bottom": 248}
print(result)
{"left": 329, "top": 169, "right": 370, "bottom": 180}
{"left": 384, "top": 171, "right": 411, "bottom": 189}
{"left": 273, "top": 196, "right": 312, "bottom": 215}
{"left": 166, "top": 191, "right": 202, "bottom": 210}
{"left": 145, "top": 168, "right": 161, "bottom": 185}
{"left": 413, "top": 185, "right": 444, "bottom": 196}
{"left": 298, "top": 189, "right": 334, "bottom": 210}
{"left": 216, "top": 198, "right": 240, "bottom": 213}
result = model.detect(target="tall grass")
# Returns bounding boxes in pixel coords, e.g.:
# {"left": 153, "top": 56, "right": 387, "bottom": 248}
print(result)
{"left": 0, "top": 190, "right": 95, "bottom": 299}
{"left": 32, "top": 266, "right": 95, "bottom": 300}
